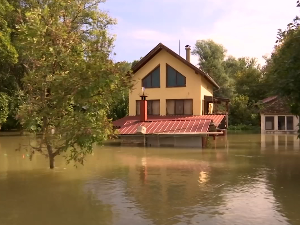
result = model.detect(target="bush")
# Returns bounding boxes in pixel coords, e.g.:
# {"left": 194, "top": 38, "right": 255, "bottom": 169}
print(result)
{"left": 0, "top": 92, "right": 9, "bottom": 127}
{"left": 228, "top": 124, "right": 260, "bottom": 131}
{"left": 229, "top": 95, "right": 260, "bottom": 126}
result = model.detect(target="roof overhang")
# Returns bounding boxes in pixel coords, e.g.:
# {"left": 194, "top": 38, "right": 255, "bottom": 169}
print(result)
{"left": 131, "top": 43, "right": 220, "bottom": 89}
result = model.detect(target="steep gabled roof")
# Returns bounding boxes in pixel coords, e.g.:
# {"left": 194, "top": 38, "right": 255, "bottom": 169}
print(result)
{"left": 131, "top": 43, "right": 220, "bottom": 89}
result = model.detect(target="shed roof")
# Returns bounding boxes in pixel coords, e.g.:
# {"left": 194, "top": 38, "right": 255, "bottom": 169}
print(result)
{"left": 113, "top": 115, "right": 226, "bottom": 135}
{"left": 118, "top": 119, "right": 212, "bottom": 135}
{"left": 113, "top": 115, "right": 225, "bottom": 128}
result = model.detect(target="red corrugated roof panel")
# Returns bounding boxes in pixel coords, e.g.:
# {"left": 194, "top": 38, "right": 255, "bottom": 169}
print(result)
{"left": 118, "top": 119, "right": 212, "bottom": 135}
{"left": 113, "top": 114, "right": 226, "bottom": 128}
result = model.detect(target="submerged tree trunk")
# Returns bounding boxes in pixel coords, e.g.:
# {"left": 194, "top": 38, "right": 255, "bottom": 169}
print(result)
{"left": 47, "top": 144, "right": 55, "bottom": 169}
{"left": 49, "top": 154, "right": 55, "bottom": 169}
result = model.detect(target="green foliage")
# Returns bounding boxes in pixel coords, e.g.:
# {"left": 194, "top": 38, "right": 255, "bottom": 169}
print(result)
{"left": 192, "top": 39, "right": 266, "bottom": 127}
{"left": 229, "top": 95, "right": 260, "bottom": 126}
{"left": 0, "top": 0, "right": 26, "bottom": 130}
{"left": 0, "top": 0, "right": 18, "bottom": 65}
{"left": 107, "top": 61, "right": 132, "bottom": 121}
{"left": 263, "top": 3, "right": 300, "bottom": 136}
{"left": 225, "top": 57, "right": 266, "bottom": 102}
{"left": 228, "top": 124, "right": 260, "bottom": 131}
{"left": 0, "top": 92, "right": 9, "bottom": 126}
{"left": 192, "top": 39, "right": 233, "bottom": 98}
{"left": 15, "top": 0, "right": 131, "bottom": 168}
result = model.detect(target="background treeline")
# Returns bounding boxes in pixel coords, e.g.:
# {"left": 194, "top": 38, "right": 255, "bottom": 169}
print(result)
{"left": 1, "top": 0, "right": 300, "bottom": 134}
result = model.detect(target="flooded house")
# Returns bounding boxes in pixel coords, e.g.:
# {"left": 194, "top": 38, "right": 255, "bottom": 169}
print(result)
{"left": 260, "top": 96, "right": 299, "bottom": 134}
{"left": 113, "top": 43, "right": 230, "bottom": 147}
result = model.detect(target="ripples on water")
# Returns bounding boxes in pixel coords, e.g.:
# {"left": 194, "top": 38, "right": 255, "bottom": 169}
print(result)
{"left": 0, "top": 134, "right": 300, "bottom": 225}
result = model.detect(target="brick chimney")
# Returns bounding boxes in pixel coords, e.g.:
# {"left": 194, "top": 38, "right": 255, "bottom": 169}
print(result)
{"left": 185, "top": 45, "right": 191, "bottom": 62}
{"left": 140, "top": 95, "right": 147, "bottom": 122}
{"left": 140, "top": 87, "right": 147, "bottom": 122}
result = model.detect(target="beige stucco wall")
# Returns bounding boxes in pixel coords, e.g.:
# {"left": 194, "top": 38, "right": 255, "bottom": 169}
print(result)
{"left": 260, "top": 114, "right": 299, "bottom": 133}
{"left": 129, "top": 49, "right": 214, "bottom": 116}
{"left": 200, "top": 77, "right": 213, "bottom": 114}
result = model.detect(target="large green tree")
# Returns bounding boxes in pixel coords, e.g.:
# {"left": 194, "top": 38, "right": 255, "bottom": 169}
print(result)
{"left": 0, "top": 0, "right": 27, "bottom": 130}
{"left": 0, "top": 0, "right": 18, "bottom": 65}
{"left": 107, "top": 61, "right": 132, "bottom": 121}
{"left": 16, "top": 0, "right": 130, "bottom": 169}
{"left": 0, "top": 0, "right": 18, "bottom": 127}
{"left": 224, "top": 57, "right": 266, "bottom": 102}
{"left": 263, "top": 2, "right": 300, "bottom": 133}
{"left": 192, "top": 39, "right": 266, "bottom": 127}
{"left": 192, "top": 39, "right": 233, "bottom": 98}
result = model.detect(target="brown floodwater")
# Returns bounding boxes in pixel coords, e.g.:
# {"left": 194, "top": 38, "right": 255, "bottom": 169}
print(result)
{"left": 0, "top": 133, "right": 300, "bottom": 225}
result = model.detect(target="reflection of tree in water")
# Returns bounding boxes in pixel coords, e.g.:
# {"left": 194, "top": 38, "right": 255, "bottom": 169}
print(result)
{"left": 264, "top": 154, "right": 300, "bottom": 225}
{"left": 0, "top": 171, "right": 113, "bottom": 225}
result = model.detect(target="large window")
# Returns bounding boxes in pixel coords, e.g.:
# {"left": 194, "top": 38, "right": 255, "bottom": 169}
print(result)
{"left": 136, "top": 100, "right": 160, "bottom": 115}
{"left": 266, "top": 115, "right": 294, "bottom": 131}
{"left": 287, "top": 116, "right": 294, "bottom": 130}
{"left": 278, "top": 116, "right": 285, "bottom": 130}
{"left": 265, "top": 116, "right": 274, "bottom": 130}
{"left": 166, "top": 99, "right": 193, "bottom": 115}
{"left": 166, "top": 64, "right": 186, "bottom": 87}
{"left": 142, "top": 66, "right": 160, "bottom": 88}
{"left": 278, "top": 116, "right": 294, "bottom": 131}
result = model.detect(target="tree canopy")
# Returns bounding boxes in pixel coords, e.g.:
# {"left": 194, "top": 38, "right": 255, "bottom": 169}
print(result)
{"left": 263, "top": 5, "right": 300, "bottom": 129}
{"left": 192, "top": 39, "right": 233, "bottom": 98}
{"left": 15, "top": 0, "right": 131, "bottom": 168}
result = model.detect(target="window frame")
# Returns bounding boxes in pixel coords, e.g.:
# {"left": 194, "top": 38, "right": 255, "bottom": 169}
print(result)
{"left": 265, "top": 116, "right": 275, "bottom": 130}
{"left": 136, "top": 100, "right": 160, "bottom": 115}
{"left": 141, "top": 65, "right": 160, "bottom": 88}
{"left": 166, "top": 64, "right": 186, "bottom": 88}
{"left": 166, "top": 99, "right": 193, "bottom": 115}
{"left": 286, "top": 116, "right": 294, "bottom": 130}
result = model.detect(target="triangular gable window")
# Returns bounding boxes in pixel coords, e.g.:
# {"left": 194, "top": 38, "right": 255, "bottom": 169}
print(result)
{"left": 166, "top": 64, "right": 186, "bottom": 87}
{"left": 142, "top": 65, "right": 160, "bottom": 88}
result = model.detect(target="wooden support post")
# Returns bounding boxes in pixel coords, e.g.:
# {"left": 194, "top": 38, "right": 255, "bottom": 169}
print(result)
{"left": 201, "top": 136, "right": 207, "bottom": 149}
{"left": 226, "top": 102, "right": 229, "bottom": 114}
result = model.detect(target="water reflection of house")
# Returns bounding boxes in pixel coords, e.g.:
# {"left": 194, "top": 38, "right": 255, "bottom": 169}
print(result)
{"left": 113, "top": 43, "right": 230, "bottom": 148}
{"left": 114, "top": 152, "right": 226, "bottom": 225}
{"left": 260, "top": 96, "right": 299, "bottom": 134}
{"left": 261, "top": 134, "right": 299, "bottom": 150}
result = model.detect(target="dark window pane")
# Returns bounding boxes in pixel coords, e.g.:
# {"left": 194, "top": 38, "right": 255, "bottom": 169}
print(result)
{"left": 166, "top": 100, "right": 175, "bottom": 115}
{"left": 184, "top": 99, "right": 193, "bottom": 115}
{"left": 136, "top": 100, "right": 140, "bottom": 115}
{"left": 152, "top": 68, "right": 160, "bottom": 87}
{"left": 177, "top": 73, "right": 186, "bottom": 86}
{"left": 278, "top": 116, "right": 285, "bottom": 130}
{"left": 142, "top": 66, "right": 160, "bottom": 88}
{"left": 287, "top": 116, "right": 294, "bottom": 130}
{"left": 143, "top": 75, "right": 151, "bottom": 88}
{"left": 147, "top": 101, "right": 152, "bottom": 115}
{"left": 265, "top": 116, "right": 274, "bottom": 130}
{"left": 167, "top": 66, "right": 177, "bottom": 87}
{"left": 152, "top": 100, "right": 160, "bottom": 115}
{"left": 175, "top": 100, "right": 184, "bottom": 115}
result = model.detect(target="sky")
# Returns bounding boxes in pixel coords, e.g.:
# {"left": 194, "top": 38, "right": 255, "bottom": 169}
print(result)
{"left": 101, "top": 0, "right": 299, "bottom": 66}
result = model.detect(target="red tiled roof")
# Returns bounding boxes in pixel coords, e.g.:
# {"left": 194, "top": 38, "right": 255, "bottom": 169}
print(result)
{"left": 118, "top": 119, "right": 212, "bottom": 135}
{"left": 113, "top": 115, "right": 226, "bottom": 128}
